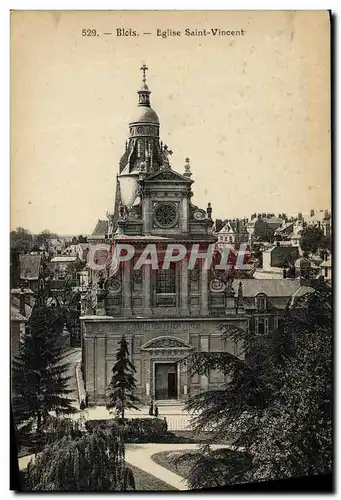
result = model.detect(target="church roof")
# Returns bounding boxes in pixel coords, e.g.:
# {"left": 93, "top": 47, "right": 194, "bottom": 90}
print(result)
{"left": 129, "top": 106, "right": 159, "bottom": 125}
{"left": 91, "top": 219, "right": 108, "bottom": 237}
{"left": 233, "top": 279, "right": 312, "bottom": 298}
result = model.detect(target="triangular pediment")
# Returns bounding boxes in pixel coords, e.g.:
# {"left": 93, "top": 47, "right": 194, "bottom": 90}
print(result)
{"left": 144, "top": 168, "right": 192, "bottom": 184}
{"left": 141, "top": 336, "right": 193, "bottom": 350}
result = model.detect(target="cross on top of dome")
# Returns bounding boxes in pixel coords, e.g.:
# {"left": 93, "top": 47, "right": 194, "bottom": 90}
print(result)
{"left": 140, "top": 63, "right": 148, "bottom": 83}
{"left": 137, "top": 63, "right": 151, "bottom": 107}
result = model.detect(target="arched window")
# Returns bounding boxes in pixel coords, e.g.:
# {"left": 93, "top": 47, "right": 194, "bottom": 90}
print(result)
{"left": 255, "top": 293, "right": 267, "bottom": 312}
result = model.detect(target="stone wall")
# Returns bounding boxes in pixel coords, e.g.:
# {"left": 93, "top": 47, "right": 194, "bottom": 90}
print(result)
{"left": 81, "top": 316, "right": 249, "bottom": 405}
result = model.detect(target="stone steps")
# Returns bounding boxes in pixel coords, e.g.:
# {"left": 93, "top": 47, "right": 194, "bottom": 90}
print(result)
{"left": 154, "top": 400, "right": 184, "bottom": 406}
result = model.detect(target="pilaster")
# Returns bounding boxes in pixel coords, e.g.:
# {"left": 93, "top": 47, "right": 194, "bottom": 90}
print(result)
{"left": 122, "top": 260, "right": 132, "bottom": 316}
{"left": 200, "top": 268, "right": 209, "bottom": 316}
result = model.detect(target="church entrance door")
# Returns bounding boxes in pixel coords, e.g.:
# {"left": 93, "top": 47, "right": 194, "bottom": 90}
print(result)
{"left": 155, "top": 362, "right": 178, "bottom": 400}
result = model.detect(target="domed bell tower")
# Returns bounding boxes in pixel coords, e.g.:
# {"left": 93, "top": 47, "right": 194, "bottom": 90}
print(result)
{"left": 117, "top": 65, "right": 165, "bottom": 214}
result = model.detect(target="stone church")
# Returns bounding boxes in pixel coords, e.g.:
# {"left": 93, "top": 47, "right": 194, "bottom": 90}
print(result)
{"left": 81, "top": 66, "right": 249, "bottom": 405}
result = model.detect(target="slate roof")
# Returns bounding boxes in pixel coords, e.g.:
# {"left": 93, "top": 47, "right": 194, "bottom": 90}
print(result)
{"left": 91, "top": 219, "right": 109, "bottom": 237}
{"left": 232, "top": 279, "right": 312, "bottom": 298}
{"left": 19, "top": 254, "right": 41, "bottom": 280}
{"left": 10, "top": 296, "right": 34, "bottom": 319}
{"left": 218, "top": 221, "right": 248, "bottom": 234}
{"left": 50, "top": 256, "right": 77, "bottom": 263}
{"left": 320, "top": 255, "right": 332, "bottom": 268}
{"left": 10, "top": 306, "right": 27, "bottom": 321}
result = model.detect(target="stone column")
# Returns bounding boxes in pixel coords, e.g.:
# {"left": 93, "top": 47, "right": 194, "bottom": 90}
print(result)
{"left": 85, "top": 336, "right": 95, "bottom": 401}
{"left": 181, "top": 197, "right": 189, "bottom": 233}
{"left": 142, "top": 265, "right": 152, "bottom": 315}
{"left": 143, "top": 197, "right": 152, "bottom": 235}
{"left": 122, "top": 260, "right": 132, "bottom": 316}
{"left": 181, "top": 360, "right": 188, "bottom": 398}
{"left": 200, "top": 268, "right": 209, "bottom": 316}
{"left": 180, "top": 258, "right": 189, "bottom": 316}
{"left": 225, "top": 289, "right": 236, "bottom": 316}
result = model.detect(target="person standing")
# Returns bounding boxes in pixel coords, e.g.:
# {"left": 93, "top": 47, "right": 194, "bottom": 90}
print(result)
{"left": 154, "top": 404, "right": 159, "bottom": 417}
{"left": 149, "top": 400, "right": 154, "bottom": 416}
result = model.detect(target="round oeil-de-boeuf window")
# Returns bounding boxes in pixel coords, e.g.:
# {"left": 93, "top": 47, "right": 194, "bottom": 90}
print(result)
{"left": 154, "top": 203, "right": 178, "bottom": 228}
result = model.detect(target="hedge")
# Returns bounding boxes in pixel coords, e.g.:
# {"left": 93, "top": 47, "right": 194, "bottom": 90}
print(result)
{"left": 85, "top": 417, "right": 168, "bottom": 443}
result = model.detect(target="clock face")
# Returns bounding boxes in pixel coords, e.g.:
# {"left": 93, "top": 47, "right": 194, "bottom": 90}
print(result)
{"left": 154, "top": 203, "right": 179, "bottom": 228}
{"left": 193, "top": 209, "right": 206, "bottom": 221}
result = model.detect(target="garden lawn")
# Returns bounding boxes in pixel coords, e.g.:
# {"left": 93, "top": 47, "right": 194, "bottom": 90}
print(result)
{"left": 128, "top": 464, "right": 177, "bottom": 491}
{"left": 151, "top": 450, "right": 195, "bottom": 478}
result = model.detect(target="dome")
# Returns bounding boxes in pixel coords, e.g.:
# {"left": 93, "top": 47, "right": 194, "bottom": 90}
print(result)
{"left": 294, "top": 257, "right": 311, "bottom": 269}
{"left": 129, "top": 106, "right": 159, "bottom": 125}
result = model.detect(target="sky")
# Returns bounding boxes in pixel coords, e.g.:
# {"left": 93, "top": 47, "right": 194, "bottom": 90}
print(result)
{"left": 11, "top": 10, "right": 331, "bottom": 235}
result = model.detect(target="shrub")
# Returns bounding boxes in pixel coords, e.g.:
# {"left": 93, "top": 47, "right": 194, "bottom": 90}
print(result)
{"left": 85, "top": 418, "right": 167, "bottom": 443}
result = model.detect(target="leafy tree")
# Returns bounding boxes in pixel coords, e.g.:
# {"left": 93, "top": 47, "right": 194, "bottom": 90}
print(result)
{"left": 106, "top": 336, "right": 141, "bottom": 419}
{"left": 50, "top": 275, "right": 82, "bottom": 345}
{"left": 10, "top": 227, "right": 33, "bottom": 253}
{"left": 180, "top": 281, "right": 332, "bottom": 486}
{"left": 36, "top": 230, "right": 59, "bottom": 252}
{"left": 10, "top": 248, "right": 21, "bottom": 288}
{"left": 24, "top": 424, "right": 135, "bottom": 491}
{"left": 12, "top": 305, "right": 76, "bottom": 445}
{"left": 77, "top": 235, "right": 88, "bottom": 243}
{"left": 300, "top": 226, "right": 327, "bottom": 254}
{"left": 173, "top": 446, "right": 252, "bottom": 489}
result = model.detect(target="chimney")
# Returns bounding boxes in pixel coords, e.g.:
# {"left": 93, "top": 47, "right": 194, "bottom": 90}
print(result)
{"left": 310, "top": 209, "right": 314, "bottom": 217}
{"left": 324, "top": 210, "right": 329, "bottom": 219}
{"left": 298, "top": 212, "right": 302, "bottom": 221}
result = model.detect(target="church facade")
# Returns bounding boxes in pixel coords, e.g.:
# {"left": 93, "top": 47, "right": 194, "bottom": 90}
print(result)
{"left": 81, "top": 66, "right": 249, "bottom": 405}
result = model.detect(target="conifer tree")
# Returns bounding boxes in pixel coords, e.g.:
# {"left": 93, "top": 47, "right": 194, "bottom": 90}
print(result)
{"left": 106, "top": 336, "right": 141, "bottom": 419}
{"left": 12, "top": 305, "right": 76, "bottom": 442}
{"left": 180, "top": 281, "right": 332, "bottom": 486}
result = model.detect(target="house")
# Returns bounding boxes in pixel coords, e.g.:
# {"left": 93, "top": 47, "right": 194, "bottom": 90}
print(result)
{"left": 274, "top": 221, "right": 295, "bottom": 239}
{"left": 289, "top": 220, "right": 304, "bottom": 247}
{"left": 48, "top": 255, "right": 79, "bottom": 280}
{"left": 234, "top": 279, "right": 314, "bottom": 336}
{"left": 77, "top": 243, "right": 90, "bottom": 263}
{"left": 10, "top": 288, "right": 35, "bottom": 360}
{"left": 247, "top": 214, "right": 285, "bottom": 244}
{"left": 320, "top": 254, "right": 332, "bottom": 283}
{"left": 216, "top": 219, "right": 249, "bottom": 247}
{"left": 19, "top": 254, "right": 43, "bottom": 292}
{"left": 262, "top": 244, "right": 299, "bottom": 273}
{"left": 49, "top": 238, "right": 65, "bottom": 256}
{"left": 299, "top": 209, "right": 332, "bottom": 238}
{"left": 63, "top": 244, "right": 78, "bottom": 257}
